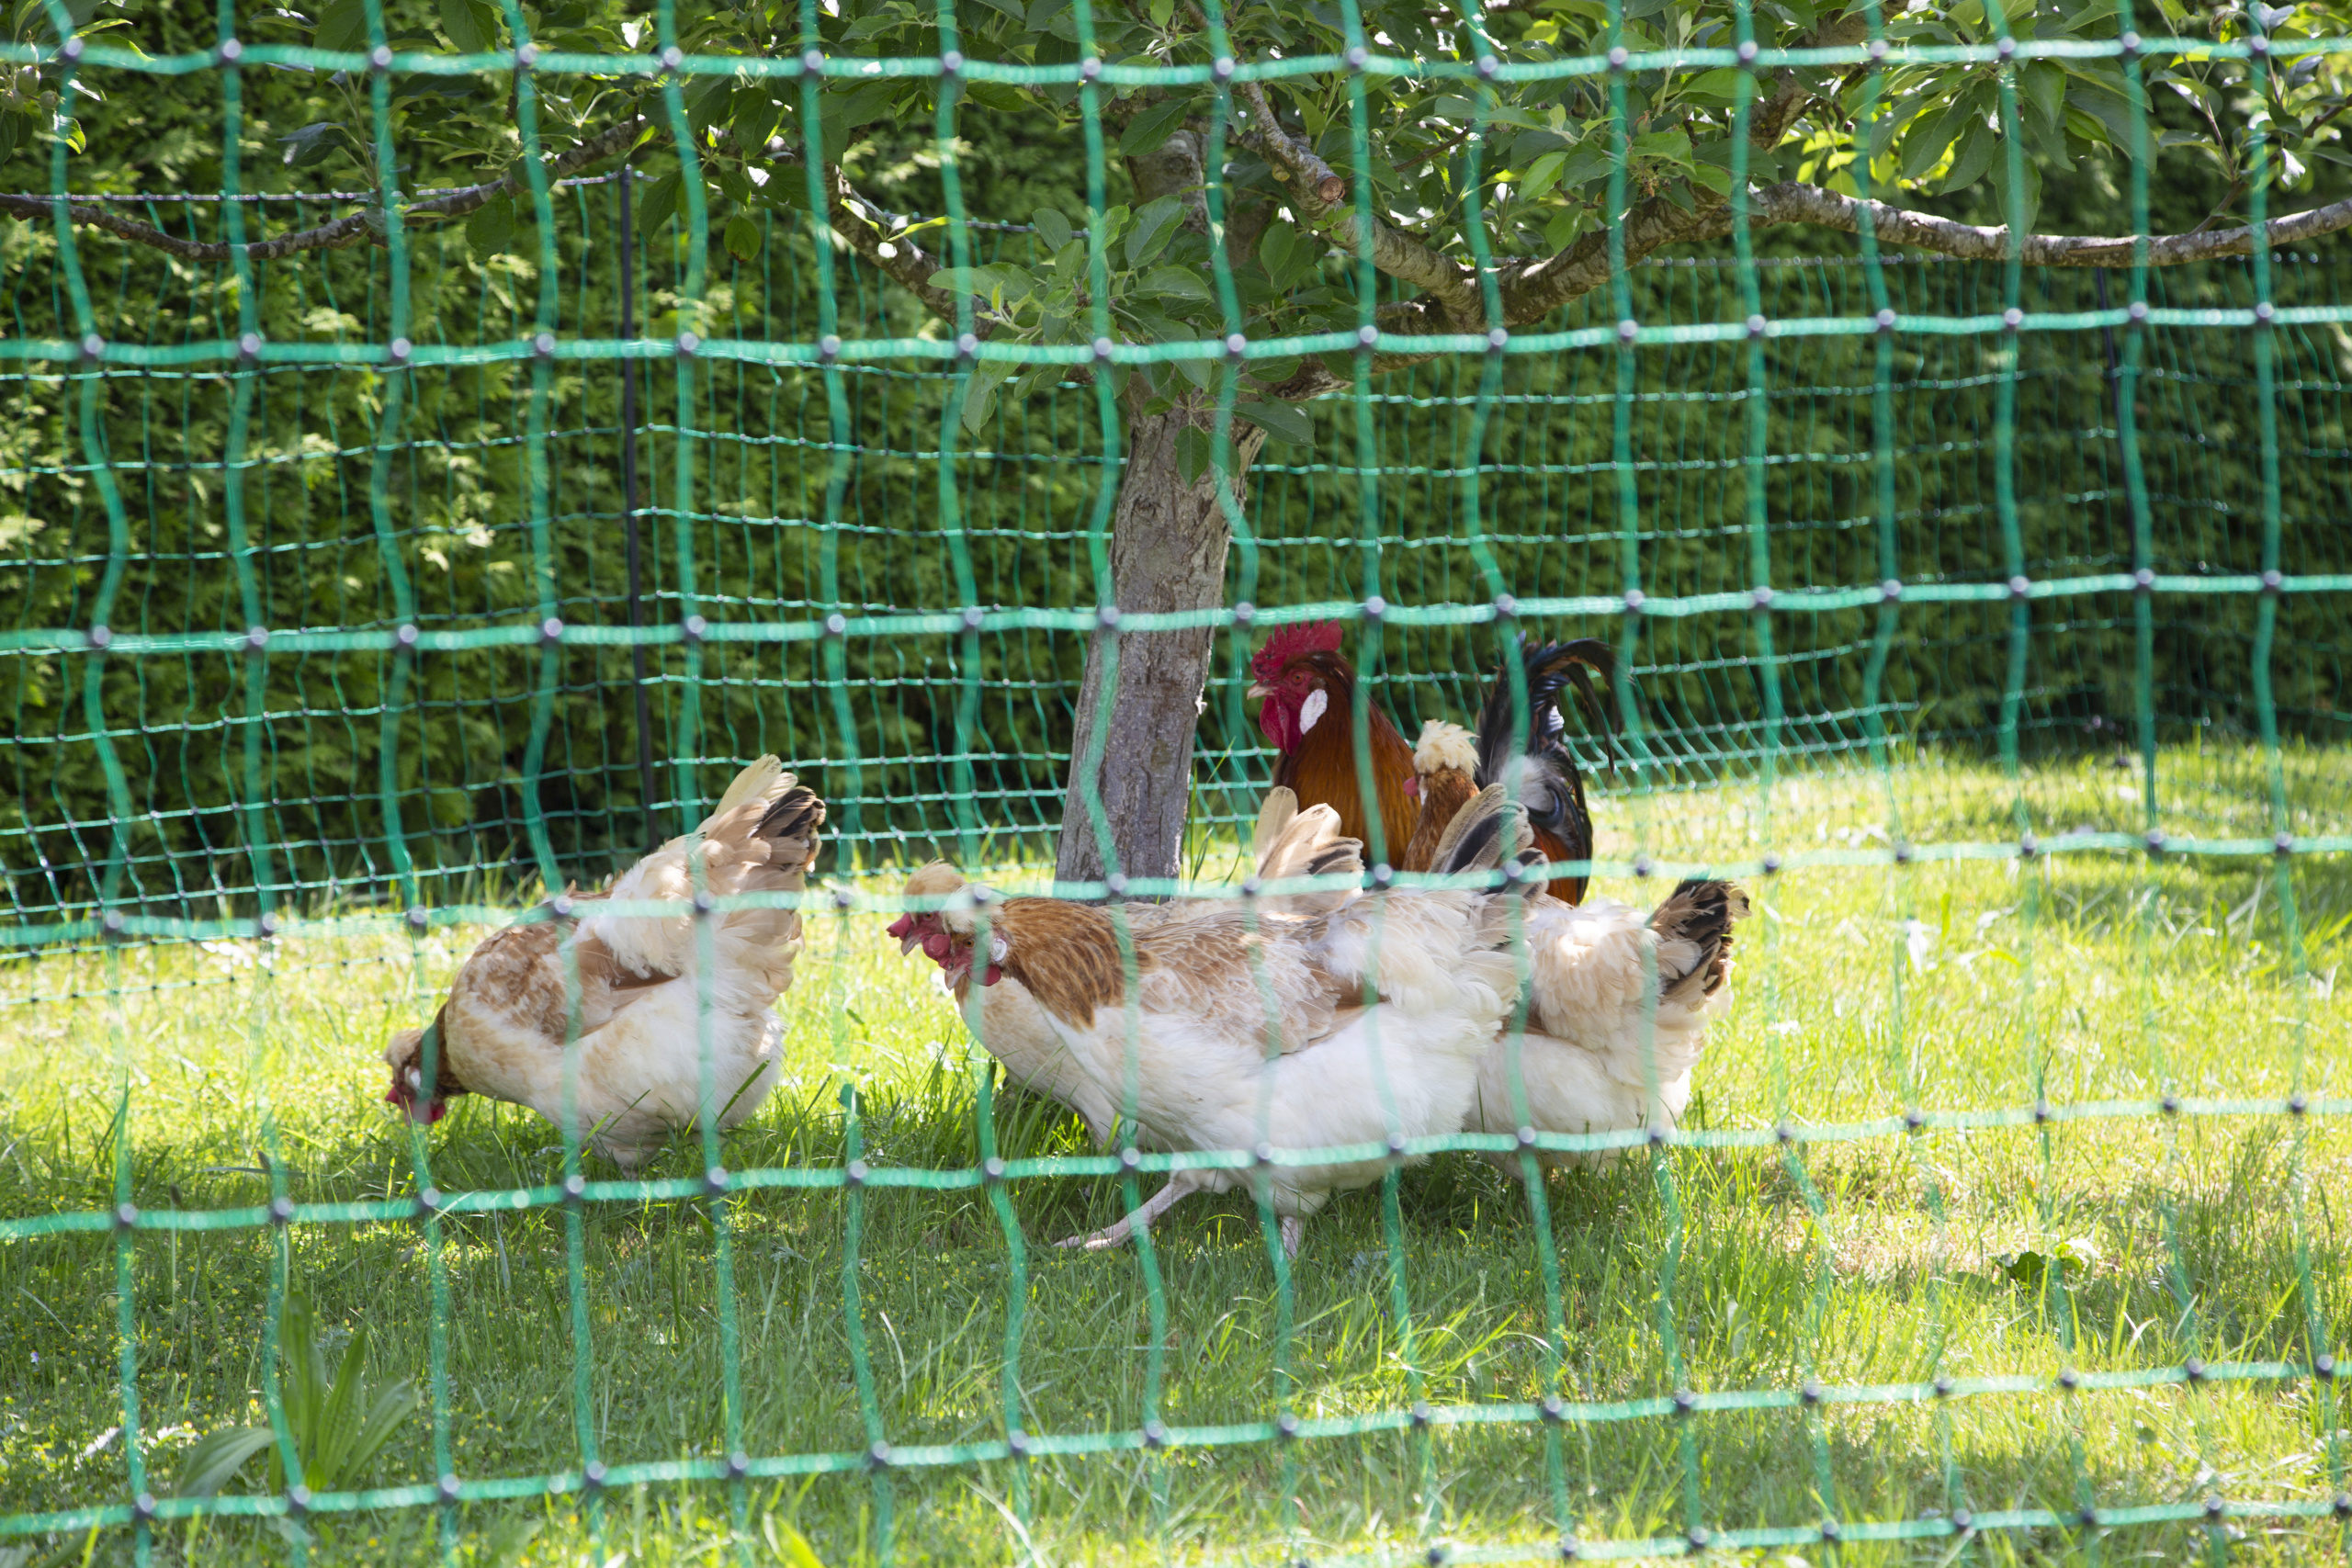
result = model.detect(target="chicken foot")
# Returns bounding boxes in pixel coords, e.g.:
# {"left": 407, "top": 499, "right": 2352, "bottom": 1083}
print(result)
{"left": 1057, "top": 1174, "right": 1195, "bottom": 1251}
{"left": 1056, "top": 1175, "right": 1309, "bottom": 1260}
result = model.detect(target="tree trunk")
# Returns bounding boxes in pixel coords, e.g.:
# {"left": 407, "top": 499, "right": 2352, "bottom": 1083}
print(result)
{"left": 1054, "top": 410, "right": 1265, "bottom": 890}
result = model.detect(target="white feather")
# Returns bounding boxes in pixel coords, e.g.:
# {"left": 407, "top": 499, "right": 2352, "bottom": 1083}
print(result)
{"left": 1412, "top": 719, "right": 1479, "bottom": 777}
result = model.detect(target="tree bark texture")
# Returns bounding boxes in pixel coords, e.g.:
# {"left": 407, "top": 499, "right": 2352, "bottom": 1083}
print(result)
{"left": 1054, "top": 409, "right": 1266, "bottom": 890}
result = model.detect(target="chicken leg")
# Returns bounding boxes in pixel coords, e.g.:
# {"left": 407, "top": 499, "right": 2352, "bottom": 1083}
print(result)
{"left": 1057, "top": 1172, "right": 1200, "bottom": 1250}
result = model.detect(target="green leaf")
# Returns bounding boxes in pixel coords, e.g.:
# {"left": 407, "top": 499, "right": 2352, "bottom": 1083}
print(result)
{"left": 932, "top": 265, "right": 1030, "bottom": 302}
{"left": 765, "top": 1519, "right": 831, "bottom": 1568}
{"left": 1679, "top": 67, "right": 1746, "bottom": 104}
{"left": 1138, "top": 265, "right": 1212, "bottom": 299}
{"left": 2065, "top": 76, "right": 2143, "bottom": 156}
{"left": 1117, "top": 96, "right": 1193, "bottom": 159}
{"left": 313, "top": 0, "right": 367, "bottom": 52}
{"left": 1987, "top": 149, "right": 2041, "bottom": 238}
{"left": 1939, "top": 120, "right": 1997, "bottom": 194}
{"left": 436, "top": 0, "right": 494, "bottom": 53}
{"left": 345, "top": 1381, "right": 416, "bottom": 1485}
{"left": 2021, "top": 62, "right": 2067, "bottom": 141}
{"left": 1125, "top": 194, "right": 1186, "bottom": 269}
{"left": 1173, "top": 423, "right": 1213, "bottom": 485}
{"left": 2063, "top": 104, "right": 2112, "bottom": 147}
{"left": 1997, "top": 1249, "right": 2048, "bottom": 1286}
{"left": 957, "top": 359, "right": 1012, "bottom": 435}
{"left": 312, "top": 1320, "right": 370, "bottom": 1489}
{"left": 833, "top": 81, "right": 902, "bottom": 135}
{"left": 987, "top": 262, "right": 1040, "bottom": 299}
{"left": 1550, "top": 146, "right": 1612, "bottom": 192}
{"left": 277, "top": 121, "right": 349, "bottom": 169}
{"left": 965, "top": 80, "right": 1028, "bottom": 112}
{"left": 1032, "top": 207, "right": 1072, "bottom": 253}
{"left": 724, "top": 212, "right": 762, "bottom": 261}
{"left": 1516, "top": 150, "right": 1569, "bottom": 203}
{"left": 466, "top": 195, "right": 514, "bottom": 253}
{"left": 1630, "top": 128, "right": 1692, "bottom": 168}
{"left": 174, "top": 1428, "right": 277, "bottom": 1498}
{"left": 686, "top": 73, "right": 734, "bottom": 134}
{"left": 282, "top": 1296, "right": 325, "bottom": 1441}
{"left": 730, "top": 87, "right": 782, "bottom": 157}
{"left": 1687, "top": 159, "right": 1733, "bottom": 196}
{"left": 1258, "top": 220, "right": 1299, "bottom": 288}
{"left": 635, "top": 170, "right": 684, "bottom": 237}
{"left": 1234, "top": 400, "right": 1313, "bottom": 445}
{"left": 1901, "top": 88, "right": 1986, "bottom": 183}
{"left": 1244, "top": 355, "right": 1301, "bottom": 389}
{"left": 1093, "top": 202, "right": 1132, "bottom": 254}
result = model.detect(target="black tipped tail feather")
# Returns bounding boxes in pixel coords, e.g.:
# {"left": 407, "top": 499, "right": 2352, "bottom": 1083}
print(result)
{"left": 753, "top": 784, "right": 827, "bottom": 873}
{"left": 1649, "top": 878, "right": 1749, "bottom": 1004}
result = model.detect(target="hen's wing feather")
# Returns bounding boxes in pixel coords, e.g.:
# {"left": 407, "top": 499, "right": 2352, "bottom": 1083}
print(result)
{"left": 1250, "top": 799, "right": 1364, "bottom": 918}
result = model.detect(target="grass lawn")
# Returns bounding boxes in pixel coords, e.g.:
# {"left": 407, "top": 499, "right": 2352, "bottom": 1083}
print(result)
{"left": 1, "top": 745, "right": 2346, "bottom": 1566}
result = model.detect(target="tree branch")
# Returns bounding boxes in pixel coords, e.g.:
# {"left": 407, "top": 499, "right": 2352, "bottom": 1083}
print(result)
{"left": 1751, "top": 8, "right": 1871, "bottom": 150}
{"left": 1750, "top": 180, "right": 2352, "bottom": 265}
{"left": 820, "top": 164, "right": 968, "bottom": 321}
{"left": 1497, "top": 191, "right": 1735, "bottom": 322}
{"left": 0, "top": 115, "right": 651, "bottom": 263}
{"left": 1496, "top": 177, "right": 2352, "bottom": 324}
{"left": 1232, "top": 78, "right": 1482, "bottom": 328}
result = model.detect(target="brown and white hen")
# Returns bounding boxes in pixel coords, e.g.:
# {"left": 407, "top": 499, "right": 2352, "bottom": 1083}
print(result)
{"left": 383, "top": 757, "right": 824, "bottom": 1170}
{"left": 908, "top": 787, "right": 1540, "bottom": 1256}
{"left": 887, "top": 786, "right": 1363, "bottom": 1146}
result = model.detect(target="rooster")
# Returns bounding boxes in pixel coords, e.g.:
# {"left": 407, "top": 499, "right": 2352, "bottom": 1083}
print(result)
{"left": 888, "top": 787, "right": 1363, "bottom": 1146}
{"left": 1475, "top": 637, "right": 1618, "bottom": 904}
{"left": 911, "top": 786, "right": 1541, "bottom": 1257}
{"left": 383, "top": 758, "right": 824, "bottom": 1171}
{"left": 1248, "top": 621, "right": 1419, "bottom": 867}
{"left": 1470, "top": 878, "right": 1747, "bottom": 1162}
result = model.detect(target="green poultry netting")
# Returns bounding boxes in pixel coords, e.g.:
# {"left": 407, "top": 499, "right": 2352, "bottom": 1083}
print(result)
{"left": 1, "top": 0, "right": 2350, "bottom": 1561}
{"left": 9, "top": 209, "right": 2352, "bottom": 926}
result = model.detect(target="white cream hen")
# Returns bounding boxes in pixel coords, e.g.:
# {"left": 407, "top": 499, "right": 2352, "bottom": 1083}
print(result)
{"left": 382, "top": 757, "right": 824, "bottom": 1170}
{"left": 1468, "top": 879, "right": 1747, "bottom": 1163}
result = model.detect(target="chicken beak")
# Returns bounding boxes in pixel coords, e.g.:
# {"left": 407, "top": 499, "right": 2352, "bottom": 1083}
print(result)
{"left": 888, "top": 913, "right": 921, "bottom": 954}
{"left": 1245, "top": 682, "right": 1271, "bottom": 702}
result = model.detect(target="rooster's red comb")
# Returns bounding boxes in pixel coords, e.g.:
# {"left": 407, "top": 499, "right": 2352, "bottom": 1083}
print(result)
{"left": 1250, "top": 620, "right": 1347, "bottom": 681}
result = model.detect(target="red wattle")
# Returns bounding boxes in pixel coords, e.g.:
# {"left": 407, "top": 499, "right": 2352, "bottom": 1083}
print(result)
{"left": 425, "top": 1100, "right": 447, "bottom": 1124}
{"left": 922, "top": 931, "right": 954, "bottom": 962}
{"left": 1404, "top": 775, "right": 1420, "bottom": 797}
{"left": 982, "top": 964, "right": 1003, "bottom": 986}
{"left": 1256, "top": 699, "right": 1289, "bottom": 751}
